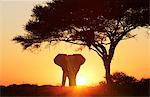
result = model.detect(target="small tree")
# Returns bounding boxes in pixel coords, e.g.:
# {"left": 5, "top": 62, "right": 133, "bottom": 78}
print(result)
{"left": 13, "top": 0, "right": 149, "bottom": 85}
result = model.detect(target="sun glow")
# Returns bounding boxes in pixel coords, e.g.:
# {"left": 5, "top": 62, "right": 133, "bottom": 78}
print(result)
{"left": 77, "top": 76, "right": 87, "bottom": 86}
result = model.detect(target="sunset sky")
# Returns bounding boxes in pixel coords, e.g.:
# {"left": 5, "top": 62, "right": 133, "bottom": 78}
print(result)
{"left": 0, "top": 0, "right": 150, "bottom": 86}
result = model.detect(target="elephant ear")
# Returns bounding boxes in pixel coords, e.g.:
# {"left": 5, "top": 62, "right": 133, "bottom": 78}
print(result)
{"left": 73, "top": 54, "right": 85, "bottom": 66}
{"left": 54, "top": 54, "right": 67, "bottom": 67}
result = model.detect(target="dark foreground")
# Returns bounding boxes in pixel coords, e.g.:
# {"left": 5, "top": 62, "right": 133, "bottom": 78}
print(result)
{"left": 1, "top": 80, "right": 149, "bottom": 97}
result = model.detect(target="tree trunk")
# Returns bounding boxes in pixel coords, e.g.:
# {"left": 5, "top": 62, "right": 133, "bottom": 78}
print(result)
{"left": 104, "top": 60, "right": 111, "bottom": 85}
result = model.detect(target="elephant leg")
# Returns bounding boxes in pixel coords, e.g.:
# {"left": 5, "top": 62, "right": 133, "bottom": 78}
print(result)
{"left": 62, "top": 71, "right": 67, "bottom": 86}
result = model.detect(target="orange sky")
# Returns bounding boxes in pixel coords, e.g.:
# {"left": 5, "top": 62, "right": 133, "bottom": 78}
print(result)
{"left": 0, "top": 0, "right": 150, "bottom": 86}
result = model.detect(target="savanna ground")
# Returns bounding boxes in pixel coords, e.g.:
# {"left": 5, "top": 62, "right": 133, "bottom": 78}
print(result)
{"left": 1, "top": 77, "right": 149, "bottom": 96}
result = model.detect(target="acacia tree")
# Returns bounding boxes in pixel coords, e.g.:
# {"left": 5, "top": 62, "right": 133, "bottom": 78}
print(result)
{"left": 13, "top": 0, "right": 149, "bottom": 85}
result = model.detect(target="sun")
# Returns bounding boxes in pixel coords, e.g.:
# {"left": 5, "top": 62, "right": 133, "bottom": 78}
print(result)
{"left": 76, "top": 76, "right": 87, "bottom": 86}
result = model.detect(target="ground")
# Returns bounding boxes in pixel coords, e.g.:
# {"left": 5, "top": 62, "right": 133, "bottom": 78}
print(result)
{"left": 1, "top": 82, "right": 149, "bottom": 96}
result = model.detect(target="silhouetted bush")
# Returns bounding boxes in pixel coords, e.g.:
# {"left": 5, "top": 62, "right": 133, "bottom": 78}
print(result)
{"left": 111, "top": 72, "right": 137, "bottom": 85}
{"left": 99, "top": 72, "right": 150, "bottom": 96}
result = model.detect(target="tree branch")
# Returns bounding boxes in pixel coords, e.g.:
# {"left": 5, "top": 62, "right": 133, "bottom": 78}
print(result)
{"left": 95, "top": 41, "right": 107, "bottom": 55}
{"left": 122, "top": 34, "right": 137, "bottom": 40}
{"left": 101, "top": 42, "right": 111, "bottom": 45}
{"left": 89, "top": 47, "right": 103, "bottom": 58}
{"left": 114, "top": 18, "right": 121, "bottom": 35}
{"left": 70, "top": 26, "right": 80, "bottom": 33}
{"left": 64, "top": 40, "right": 86, "bottom": 45}
{"left": 116, "top": 26, "right": 137, "bottom": 43}
{"left": 92, "top": 44, "right": 103, "bottom": 55}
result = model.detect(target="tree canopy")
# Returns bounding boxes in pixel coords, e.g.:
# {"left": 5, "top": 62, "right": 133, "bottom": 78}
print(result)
{"left": 13, "top": 0, "right": 149, "bottom": 84}
{"left": 13, "top": 0, "right": 149, "bottom": 49}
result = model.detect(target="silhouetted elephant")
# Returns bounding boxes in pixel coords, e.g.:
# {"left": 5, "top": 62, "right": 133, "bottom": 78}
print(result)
{"left": 54, "top": 54, "right": 85, "bottom": 86}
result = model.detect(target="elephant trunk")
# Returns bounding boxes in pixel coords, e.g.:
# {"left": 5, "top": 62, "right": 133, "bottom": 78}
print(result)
{"left": 62, "top": 68, "right": 78, "bottom": 86}
{"left": 67, "top": 65, "right": 79, "bottom": 86}
{"left": 68, "top": 74, "right": 76, "bottom": 86}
